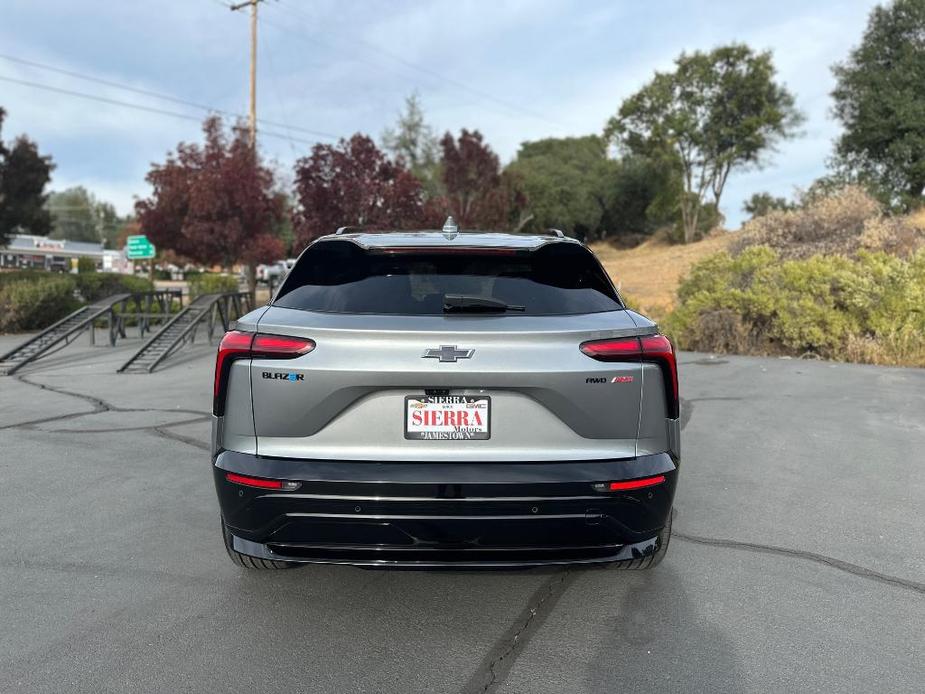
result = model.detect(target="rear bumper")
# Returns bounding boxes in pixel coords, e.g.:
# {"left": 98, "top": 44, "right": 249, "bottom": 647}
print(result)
{"left": 213, "top": 450, "right": 679, "bottom": 568}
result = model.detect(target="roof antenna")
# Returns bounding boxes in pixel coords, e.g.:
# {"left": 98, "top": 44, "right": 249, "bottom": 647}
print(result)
{"left": 442, "top": 216, "right": 459, "bottom": 239}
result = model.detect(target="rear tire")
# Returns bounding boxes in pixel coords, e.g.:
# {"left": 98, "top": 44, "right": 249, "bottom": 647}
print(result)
{"left": 222, "top": 520, "right": 300, "bottom": 570}
{"left": 611, "top": 507, "right": 672, "bottom": 570}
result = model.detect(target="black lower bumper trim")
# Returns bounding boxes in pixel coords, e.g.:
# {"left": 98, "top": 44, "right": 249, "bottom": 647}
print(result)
{"left": 214, "top": 451, "right": 678, "bottom": 567}
{"left": 232, "top": 533, "right": 662, "bottom": 568}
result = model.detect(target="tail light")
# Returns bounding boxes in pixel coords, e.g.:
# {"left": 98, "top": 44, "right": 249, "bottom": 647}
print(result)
{"left": 579, "top": 334, "right": 679, "bottom": 418}
{"left": 213, "top": 330, "right": 315, "bottom": 415}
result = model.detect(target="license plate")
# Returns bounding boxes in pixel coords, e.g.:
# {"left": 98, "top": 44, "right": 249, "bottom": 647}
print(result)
{"left": 404, "top": 395, "right": 491, "bottom": 440}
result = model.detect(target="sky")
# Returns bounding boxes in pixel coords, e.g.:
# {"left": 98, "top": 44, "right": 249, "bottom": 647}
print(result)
{"left": 1, "top": 0, "right": 878, "bottom": 229}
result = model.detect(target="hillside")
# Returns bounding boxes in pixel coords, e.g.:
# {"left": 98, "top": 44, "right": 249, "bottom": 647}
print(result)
{"left": 591, "top": 232, "right": 733, "bottom": 320}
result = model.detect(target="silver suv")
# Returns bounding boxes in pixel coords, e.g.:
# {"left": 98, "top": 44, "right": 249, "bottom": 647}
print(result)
{"left": 211, "top": 225, "right": 679, "bottom": 569}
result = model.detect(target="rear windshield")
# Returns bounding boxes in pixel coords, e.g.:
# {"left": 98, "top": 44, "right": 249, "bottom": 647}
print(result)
{"left": 274, "top": 240, "right": 623, "bottom": 316}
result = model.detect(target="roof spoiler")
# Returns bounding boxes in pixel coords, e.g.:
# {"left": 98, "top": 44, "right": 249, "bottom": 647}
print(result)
{"left": 334, "top": 226, "right": 567, "bottom": 238}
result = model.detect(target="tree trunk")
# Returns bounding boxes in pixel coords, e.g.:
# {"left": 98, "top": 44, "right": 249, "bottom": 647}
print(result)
{"left": 684, "top": 215, "right": 695, "bottom": 244}
{"left": 679, "top": 197, "right": 698, "bottom": 244}
{"left": 910, "top": 180, "right": 925, "bottom": 201}
{"left": 512, "top": 212, "right": 534, "bottom": 233}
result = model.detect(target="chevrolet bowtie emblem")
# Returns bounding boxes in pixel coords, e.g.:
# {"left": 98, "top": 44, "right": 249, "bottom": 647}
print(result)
{"left": 422, "top": 345, "right": 474, "bottom": 363}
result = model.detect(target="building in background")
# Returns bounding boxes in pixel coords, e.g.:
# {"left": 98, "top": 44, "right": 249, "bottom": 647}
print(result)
{"left": 0, "top": 234, "right": 130, "bottom": 272}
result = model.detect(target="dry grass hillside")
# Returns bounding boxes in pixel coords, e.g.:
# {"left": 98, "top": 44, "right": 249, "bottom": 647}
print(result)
{"left": 591, "top": 232, "right": 733, "bottom": 320}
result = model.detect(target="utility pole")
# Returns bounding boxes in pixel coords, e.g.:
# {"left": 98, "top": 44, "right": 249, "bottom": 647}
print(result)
{"left": 229, "top": 0, "right": 262, "bottom": 148}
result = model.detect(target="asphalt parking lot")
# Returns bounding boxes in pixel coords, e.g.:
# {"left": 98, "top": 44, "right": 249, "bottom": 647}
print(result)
{"left": 1, "top": 333, "right": 923, "bottom": 693}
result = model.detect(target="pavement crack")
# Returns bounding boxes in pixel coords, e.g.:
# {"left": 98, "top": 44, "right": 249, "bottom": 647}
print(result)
{"left": 0, "top": 375, "right": 108, "bottom": 430}
{"left": 15, "top": 374, "right": 112, "bottom": 412}
{"left": 38, "top": 415, "right": 211, "bottom": 434}
{"left": 675, "top": 531, "right": 925, "bottom": 596}
{"left": 7, "top": 374, "right": 212, "bottom": 449}
{"left": 462, "top": 569, "right": 577, "bottom": 694}
{"left": 3, "top": 375, "right": 209, "bottom": 431}
{"left": 153, "top": 424, "right": 211, "bottom": 451}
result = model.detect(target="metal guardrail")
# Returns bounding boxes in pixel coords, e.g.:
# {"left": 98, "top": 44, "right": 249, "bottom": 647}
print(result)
{"left": 118, "top": 292, "right": 251, "bottom": 374}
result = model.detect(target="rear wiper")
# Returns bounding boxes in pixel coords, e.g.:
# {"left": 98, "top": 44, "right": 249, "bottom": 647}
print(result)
{"left": 443, "top": 294, "right": 526, "bottom": 313}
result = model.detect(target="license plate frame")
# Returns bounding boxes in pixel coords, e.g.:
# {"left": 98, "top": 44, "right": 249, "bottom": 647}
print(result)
{"left": 404, "top": 395, "right": 491, "bottom": 440}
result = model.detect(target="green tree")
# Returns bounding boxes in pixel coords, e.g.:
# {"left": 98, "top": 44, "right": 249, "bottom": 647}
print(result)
{"left": 508, "top": 136, "right": 681, "bottom": 241}
{"left": 46, "top": 187, "right": 98, "bottom": 243}
{"left": 381, "top": 92, "right": 442, "bottom": 197}
{"left": 742, "top": 191, "right": 793, "bottom": 219}
{"left": 0, "top": 107, "right": 55, "bottom": 245}
{"left": 601, "top": 155, "right": 682, "bottom": 239}
{"left": 96, "top": 202, "right": 123, "bottom": 248}
{"left": 832, "top": 0, "right": 925, "bottom": 208}
{"left": 45, "top": 186, "right": 127, "bottom": 246}
{"left": 605, "top": 44, "right": 803, "bottom": 243}
{"left": 507, "top": 135, "right": 613, "bottom": 236}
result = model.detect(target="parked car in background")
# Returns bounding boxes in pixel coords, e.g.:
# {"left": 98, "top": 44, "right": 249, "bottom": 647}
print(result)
{"left": 256, "top": 259, "right": 296, "bottom": 286}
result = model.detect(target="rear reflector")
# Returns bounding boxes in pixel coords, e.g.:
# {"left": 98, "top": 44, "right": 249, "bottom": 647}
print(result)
{"left": 606, "top": 475, "right": 666, "bottom": 491}
{"left": 225, "top": 472, "right": 301, "bottom": 491}
{"left": 579, "top": 334, "right": 679, "bottom": 419}
{"left": 213, "top": 331, "right": 315, "bottom": 416}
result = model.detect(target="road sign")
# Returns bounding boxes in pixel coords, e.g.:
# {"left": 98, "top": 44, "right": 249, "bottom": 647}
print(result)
{"left": 126, "top": 235, "right": 156, "bottom": 260}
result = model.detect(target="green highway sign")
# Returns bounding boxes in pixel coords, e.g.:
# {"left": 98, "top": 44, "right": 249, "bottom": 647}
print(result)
{"left": 126, "top": 235, "right": 156, "bottom": 260}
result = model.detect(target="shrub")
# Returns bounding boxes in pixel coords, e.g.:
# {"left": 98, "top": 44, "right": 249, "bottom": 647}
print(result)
{"left": 74, "top": 273, "right": 153, "bottom": 302}
{"left": 188, "top": 273, "right": 240, "bottom": 297}
{"left": 732, "top": 186, "right": 880, "bottom": 258}
{"left": 859, "top": 215, "right": 925, "bottom": 258}
{"left": 0, "top": 275, "right": 80, "bottom": 333}
{"left": 663, "top": 246, "right": 925, "bottom": 366}
{"left": 0, "top": 270, "right": 49, "bottom": 288}
{"left": 77, "top": 257, "right": 97, "bottom": 274}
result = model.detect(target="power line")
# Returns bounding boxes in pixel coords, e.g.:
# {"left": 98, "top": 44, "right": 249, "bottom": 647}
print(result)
{"left": 259, "top": 23, "right": 300, "bottom": 154}
{"left": 0, "top": 74, "right": 324, "bottom": 147}
{"left": 0, "top": 53, "right": 339, "bottom": 140}
{"left": 269, "top": 0, "right": 571, "bottom": 130}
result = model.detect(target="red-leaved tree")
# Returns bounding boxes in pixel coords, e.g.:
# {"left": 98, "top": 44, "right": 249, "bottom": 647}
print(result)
{"left": 135, "top": 116, "right": 285, "bottom": 304}
{"left": 292, "top": 134, "right": 425, "bottom": 246}
{"left": 427, "top": 129, "right": 529, "bottom": 230}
